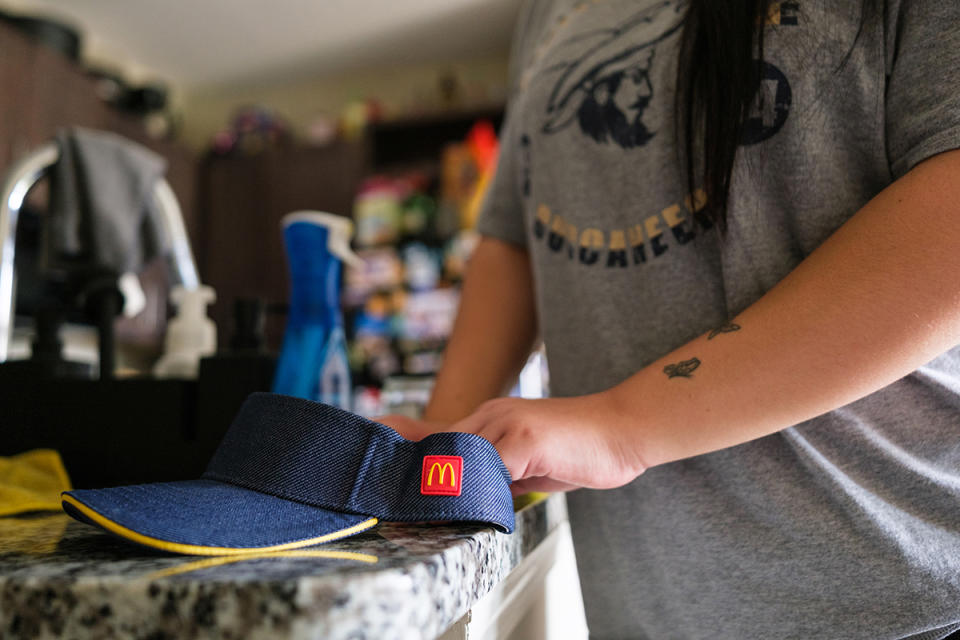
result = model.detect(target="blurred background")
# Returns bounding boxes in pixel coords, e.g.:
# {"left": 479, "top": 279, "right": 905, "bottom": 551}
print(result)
{"left": 0, "top": 0, "right": 551, "bottom": 443}
{"left": 0, "top": 9, "right": 584, "bottom": 633}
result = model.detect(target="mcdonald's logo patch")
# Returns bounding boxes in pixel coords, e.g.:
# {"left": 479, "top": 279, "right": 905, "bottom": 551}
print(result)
{"left": 420, "top": 455, "right": 463, "bottom": 496}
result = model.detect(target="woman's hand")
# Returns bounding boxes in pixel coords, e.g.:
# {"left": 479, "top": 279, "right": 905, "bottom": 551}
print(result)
{"left": 378, "top": 394, "right": 646, "bottom": 496}
{"left": 452, "top": 393, "right": 646, "bottom": 495}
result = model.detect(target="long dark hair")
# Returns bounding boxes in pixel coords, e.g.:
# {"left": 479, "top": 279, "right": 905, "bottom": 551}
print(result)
{"left": 676, "top": 0, "right": 771, "bottom": 230}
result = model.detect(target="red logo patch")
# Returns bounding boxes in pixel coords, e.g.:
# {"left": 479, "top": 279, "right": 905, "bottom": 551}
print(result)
{"left": 420, "top": 455, "right": 463, "bottom": 496}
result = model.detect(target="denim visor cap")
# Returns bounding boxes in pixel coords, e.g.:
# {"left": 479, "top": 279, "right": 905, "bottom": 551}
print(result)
{"left": 61, "top": 393, "right": 514, "bottom": 555}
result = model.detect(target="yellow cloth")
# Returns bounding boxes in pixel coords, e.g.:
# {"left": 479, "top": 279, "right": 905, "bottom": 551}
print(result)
{"left": 0, "top": 449, "right": 72, "bottom": 517}
{"left": 512, "top": 491, "right": 549, "bottom": 512}
{"left": 0, "top": 514, "right": 69, "bottom": 555}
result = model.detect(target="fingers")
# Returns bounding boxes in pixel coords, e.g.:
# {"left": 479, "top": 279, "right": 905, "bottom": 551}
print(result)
{"left": 378, "top": 403, "right": 588, "bottom": 495}
{"left": 438, "top": 398, "right": 588, "bottom": 492}
{"left": 453, "top": 402, "right": 534, "bottom": 484}
{"left": 449, "top": 399, "right": 508, "bottom": 436}
{"left": 490, "top": 429, "right": 533, "bottom": 485}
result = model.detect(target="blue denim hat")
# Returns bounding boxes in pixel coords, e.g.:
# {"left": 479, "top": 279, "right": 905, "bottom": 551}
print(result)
{"left": 61, "top": 393, "right": 514, "bottom": 555}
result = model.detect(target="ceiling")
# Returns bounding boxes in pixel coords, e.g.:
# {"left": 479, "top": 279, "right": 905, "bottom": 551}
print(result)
{"left": 1, "top": 0, "right": 521, "bottom": 89}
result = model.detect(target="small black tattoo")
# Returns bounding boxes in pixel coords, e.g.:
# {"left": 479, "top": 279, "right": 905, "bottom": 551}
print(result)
{"left": 708, "top": 322, "right": 741, "bottom": 340}
{"left": 664, "top": 357, "right": 701, "bottom": 379}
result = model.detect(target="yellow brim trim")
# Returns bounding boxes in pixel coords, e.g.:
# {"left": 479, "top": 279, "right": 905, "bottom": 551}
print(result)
{"left": 61, "top": 493, "right": 378, "bottom": 556}
{"left": 149, "top": 549, "right": 378, "bottom": 578}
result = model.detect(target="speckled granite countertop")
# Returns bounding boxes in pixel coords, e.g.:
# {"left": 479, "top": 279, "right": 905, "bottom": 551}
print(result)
{"left": 0, "top": 493, "right": 567, "bottom": 640}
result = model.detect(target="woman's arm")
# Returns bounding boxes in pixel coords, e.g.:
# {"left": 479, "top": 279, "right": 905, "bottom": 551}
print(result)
{"left": 449, "top": 148, "right": 960, "bottom": 494}
{"left": 422, "top": 235, "right": 539, "bottom": 422}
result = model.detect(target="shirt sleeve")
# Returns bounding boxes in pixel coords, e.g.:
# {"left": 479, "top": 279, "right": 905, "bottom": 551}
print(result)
{"left": 475, "top": 108, "right": 528, "bottom": 247}
{"left": 475, "top": 0, "right": 554, "bottom": 247}
{"left": 885, "top": 0, "right": 960, "bottom": 179}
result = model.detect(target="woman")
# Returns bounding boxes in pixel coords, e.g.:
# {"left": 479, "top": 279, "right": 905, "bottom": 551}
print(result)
{"left": 387, "top": 1, "right": 960, "bottom": 637}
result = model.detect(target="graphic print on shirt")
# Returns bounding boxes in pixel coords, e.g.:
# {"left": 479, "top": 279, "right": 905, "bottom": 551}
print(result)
{"left": 747, "top": 1, "right": 798, "bottom": 143}
{"left": 527, "top": 1, "right": 798, "bottom": 270}
{"left": 742, "top": 61, "right": 793, "bottom": 145}
{"left": 540, "top": 1, "right": 685, "bottom": 150}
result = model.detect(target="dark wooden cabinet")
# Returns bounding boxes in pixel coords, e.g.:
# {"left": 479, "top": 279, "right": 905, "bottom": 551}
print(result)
{"left": 0, "top": 22, "right": 198, "bottom": 237}
{"left": 199, "top": 142, "right": 371, "bottom": 347}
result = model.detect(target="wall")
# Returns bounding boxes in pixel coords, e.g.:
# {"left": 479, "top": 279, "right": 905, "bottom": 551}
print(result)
{"left": 0, "top": 1, "right": 511, "bottom": 152}
{"left": 178, "top": 53, "right": 510, "bottom": 151}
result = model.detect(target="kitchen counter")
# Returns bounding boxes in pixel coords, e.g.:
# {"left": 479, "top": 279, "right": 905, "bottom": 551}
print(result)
{"left": 0, "top": 492, "right": 573, "bottom": 639}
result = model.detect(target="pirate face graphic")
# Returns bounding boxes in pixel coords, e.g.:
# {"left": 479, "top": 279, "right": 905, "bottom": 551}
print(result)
{"left": 540, "top": 1, "right": 685, "bottom": 150}
{"left": 576, "top": 49, "right": 656, "bottom": 148}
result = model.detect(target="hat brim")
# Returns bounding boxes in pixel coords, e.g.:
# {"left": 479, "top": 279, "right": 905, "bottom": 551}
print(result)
{"left": 62, "top": 479, "right": 378, "bottom": 556}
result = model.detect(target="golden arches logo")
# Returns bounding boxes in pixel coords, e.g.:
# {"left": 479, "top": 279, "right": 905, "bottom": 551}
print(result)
{"left": 420, "top": 455, "right": 463, "bottom": 496}
{"left": 427, "top": 462, "right": 456, "bottom": 487}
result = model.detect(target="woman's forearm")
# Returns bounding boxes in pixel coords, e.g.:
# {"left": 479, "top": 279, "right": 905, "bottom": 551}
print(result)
{"left": 424, "top": 236, "right": 538, "bottom": 422}
{"left": 610, "top": 149, "right": 960, "bottom": 469}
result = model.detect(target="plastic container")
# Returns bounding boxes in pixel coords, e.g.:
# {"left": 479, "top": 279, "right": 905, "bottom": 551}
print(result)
{"left": 154, "top": 285, "right": 217, "bottom": 379}
{"left": 272, "top": 211, "right": 361, "bottom": 409}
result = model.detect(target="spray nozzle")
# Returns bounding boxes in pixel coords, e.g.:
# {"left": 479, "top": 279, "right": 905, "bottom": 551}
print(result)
{"left": 282, "top": 211, "right": 363, "bottom": 268}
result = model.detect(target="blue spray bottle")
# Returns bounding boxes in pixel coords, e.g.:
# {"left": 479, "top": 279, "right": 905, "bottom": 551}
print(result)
{"left": 272, "top": 211, "right": 362, "bottom": 409}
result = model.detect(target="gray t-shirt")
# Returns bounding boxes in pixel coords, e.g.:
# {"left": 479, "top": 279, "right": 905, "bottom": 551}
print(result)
{"left": 477, "top": 1, "right": 960, "bottom": 638}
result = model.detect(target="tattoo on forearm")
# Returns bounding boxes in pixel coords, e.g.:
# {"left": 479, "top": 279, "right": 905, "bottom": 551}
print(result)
{"left": 708, "top": 322, "right": 741, "bottom": 340}
{"left": 664, "top": 357, "right": 701, "bottom": 379}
